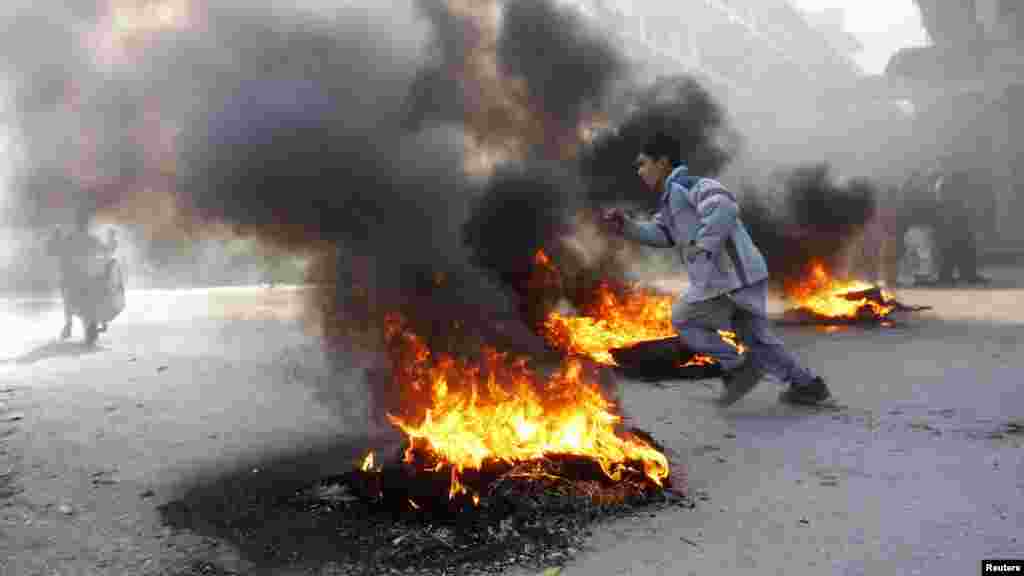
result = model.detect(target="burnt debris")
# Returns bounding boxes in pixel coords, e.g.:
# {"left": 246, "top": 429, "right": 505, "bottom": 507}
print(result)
{"left": 160, "top": 433, "right": 687, "bottom": 576}
{"left": 609, "top": 337, "right": 725, "bottom": 382}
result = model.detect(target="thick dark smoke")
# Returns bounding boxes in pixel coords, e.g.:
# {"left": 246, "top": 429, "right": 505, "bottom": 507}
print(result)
{"left": 168, "top": 4, "right": 557, "bottom": 363}
{"left": 740, "top": 164, "right": 877, "bottom": 290}
{"left": 498, "top": 0, "right": 621, "bottom": 114}
{"left": 580, "top": 76, "right": 738, "bottom": 210}
{"left": 404, "top": 0, "right": 623, "bottom": 160}
{"left": 462, "top": 162, "right": 582, "bottom": 328}
{"left": 451, "top": 0, "right": 627, "bottom": 322}
{"left": 402, "top": 0, "right": 479, "bottom": 132}
{"left": 168, "top": 0, "right": 633, "bottom": 422}
{"left": 1, "top": 1, "right": 571, "bottom": 421}
{"left": 461, "top": 75, "right": 738, "bottom": 314}
{"left": 3, "top": 0, "right": 879, "bottom": 431}
{"left": 175, "top": 15, "right": 416, "bottom": 246}
{"left": 496, "top": 0, "right": 624, "bottom": 154}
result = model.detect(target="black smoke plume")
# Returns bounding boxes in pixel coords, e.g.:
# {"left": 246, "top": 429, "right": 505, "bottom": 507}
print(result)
{"left": 496, "top": 0, "right": 624, "bottom": 153}
{"left": 169, "top": 4, "right": 553, "bottom": 360}
{"left": 401, "top": 0, "right": 479, "bottom": 132}
{"left": 404, "top": 0, "right": 623, "bottom": 159}
{"left": 580, "top": 76, "right": 738, "bottom": 210}
{"left": 413, "top": 0, "right": 629, "bottom": 325}
{"left": 169, "top": 0, "right": 629, "bottom": 421}
{"left": 461, "top": 75, "right": 738, "bottom": 317}
{"left": 462, "top": 162, "right": 583, "bottom": 328}
{"left": 2, "top": 0, "right": 879, "bottom": 432}
{"left": 3, "top": 1, "right": 608, "bottom": 423}
{"left": 739, "top": 164, "right": 878, "bottom": 290}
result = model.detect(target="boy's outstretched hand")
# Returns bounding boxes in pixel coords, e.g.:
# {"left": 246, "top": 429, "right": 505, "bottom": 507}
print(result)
{"left": 601, "top": 208, "right": 626, "bottom": 235}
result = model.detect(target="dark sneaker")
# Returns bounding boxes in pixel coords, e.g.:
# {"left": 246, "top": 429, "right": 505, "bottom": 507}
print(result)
{"left": 779, "top": 377, "right": 832, "bottom": 406}
{"left": 717, "top": 357, "right": 763, "bottom": 407}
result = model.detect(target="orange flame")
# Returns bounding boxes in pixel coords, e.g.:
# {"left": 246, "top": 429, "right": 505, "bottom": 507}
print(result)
{"left": 542, "top": 282, "right": 742, "bottom": 366}
{"left": 382, "top": 313, "right": 670, "bottom": 502}
{"left": 787, "top": 261, "right": 896, "bottom": 319}
{"left": 360, "top": 451, "right": 379, "bottom": 472}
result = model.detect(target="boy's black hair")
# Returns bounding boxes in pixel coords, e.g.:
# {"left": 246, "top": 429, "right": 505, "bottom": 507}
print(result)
{"left": 641, "top": 132, "right": 683, "bottom": 167}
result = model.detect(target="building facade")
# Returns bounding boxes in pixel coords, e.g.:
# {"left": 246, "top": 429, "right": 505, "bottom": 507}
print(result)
{"left": 564, "top": 0, "right": 912, "bottom": 182}
{"left": 885, "top": 0, "right": 1024, "bottom": 251}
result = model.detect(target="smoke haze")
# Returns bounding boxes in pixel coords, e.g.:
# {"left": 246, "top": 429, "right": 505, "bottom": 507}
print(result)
{"left": 1, "top": 0, "right": 890, "bottom": 426}
{"left": 739, "top": 165, "right": 878, "bottom": 291}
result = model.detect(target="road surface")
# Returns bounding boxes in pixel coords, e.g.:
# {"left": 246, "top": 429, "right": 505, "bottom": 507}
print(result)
{"left": 1, "top": 273, "right": 1022, "bottom": 575}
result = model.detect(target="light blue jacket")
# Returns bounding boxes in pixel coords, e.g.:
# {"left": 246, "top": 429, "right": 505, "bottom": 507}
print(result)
{"left": 623, "top": 165, "right": 769, "bottom": 305}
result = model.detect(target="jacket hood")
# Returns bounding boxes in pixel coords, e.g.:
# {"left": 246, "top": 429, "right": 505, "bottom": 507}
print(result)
{"left": 662, "top": 164, "right": 700, "bottom": 203}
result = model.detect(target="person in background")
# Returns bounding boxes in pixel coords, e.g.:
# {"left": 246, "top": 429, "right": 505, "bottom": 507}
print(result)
{"left": 896, "top": 169, "right": 940, "bottom": 286}
{"left": 48, "top": 208, "right": 114, "bottom": 339}
{"left": 933, "top": 167, "right": 990, "bottom": 286}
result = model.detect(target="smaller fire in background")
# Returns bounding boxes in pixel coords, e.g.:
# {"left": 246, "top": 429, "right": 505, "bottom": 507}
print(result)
{"left": 538, "top": 251, "right": 917, "bottom": 369}
{"left": 785, "top": 260, "right": 898, "bottom": 322}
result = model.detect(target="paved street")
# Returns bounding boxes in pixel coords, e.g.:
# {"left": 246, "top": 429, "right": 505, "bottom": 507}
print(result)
{"left": 0, "top": 287, "right": 365, "bottom": 575}
{"left": 568, "top": 269, "right": 1024, "bottom": 576}
{"left": 1, "top": 271, "right": 1022, "bottom": 575}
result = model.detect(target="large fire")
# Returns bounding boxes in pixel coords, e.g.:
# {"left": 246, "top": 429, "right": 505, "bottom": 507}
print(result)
{"left": 786, "top": 261, "right": 897, "bottom": 320}
{"left": 380, "top": 313, "right": 670, "bottom": 503}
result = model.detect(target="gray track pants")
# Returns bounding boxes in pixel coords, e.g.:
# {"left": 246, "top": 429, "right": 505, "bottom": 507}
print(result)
{"left": 671, "top": 283, "right": 816, "bottom": 385}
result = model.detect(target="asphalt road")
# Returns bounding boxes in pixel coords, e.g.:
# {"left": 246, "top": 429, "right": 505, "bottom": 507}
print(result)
{"left": 568, "top": 274, "right": 1024, "bottom": 576}
{"left": 1, "top": 272, "right": 1022, "bottom": 575}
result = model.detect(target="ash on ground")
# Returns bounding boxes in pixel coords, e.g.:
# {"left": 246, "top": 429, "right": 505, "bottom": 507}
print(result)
{"left": 160, "top": 437, "right": 689, "bottom": 576}
{"left": 289, "top": 459, "right": 688, "bottom": 575}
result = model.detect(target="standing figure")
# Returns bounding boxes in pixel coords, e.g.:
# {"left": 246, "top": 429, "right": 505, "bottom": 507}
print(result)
{"left": 896, "top": 169, "right": 940, "bottom": 286}
{"left": 47, "top": 208, "right": 113, "bottom": 342}
{"left": 602, "top": 133, "right": 831, "bottom": 407}
{"left": 934, "top": 169, "right": 990, "bottom": 285}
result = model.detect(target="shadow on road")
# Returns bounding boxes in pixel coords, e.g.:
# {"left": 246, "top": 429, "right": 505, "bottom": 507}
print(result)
{"left": 158, "top": 432, "right": 403, "bottom": 573}
{"left": 2, "top": 340, "right": 106, "bottom": 366}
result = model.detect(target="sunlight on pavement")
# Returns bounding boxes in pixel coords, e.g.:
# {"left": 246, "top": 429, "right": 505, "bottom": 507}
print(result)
{"left": 0, "top": 297, "right": 66, "bottom": 362}
{"left": 0, "top": 285, "right": 311, "bottom": 364}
